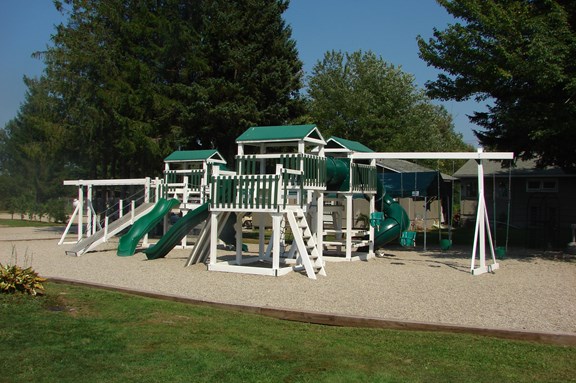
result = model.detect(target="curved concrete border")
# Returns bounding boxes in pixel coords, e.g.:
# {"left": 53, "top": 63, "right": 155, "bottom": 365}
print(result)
{"left": 48, "top": 277, "right": 576, "bottom": 346}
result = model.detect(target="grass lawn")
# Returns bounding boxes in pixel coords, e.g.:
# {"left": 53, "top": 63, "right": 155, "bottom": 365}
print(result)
{"left": 1, "top": 283, "right": 574, "bottom": 382}
{"left": 0, "top": 218, "right": 63, "bottom": 228}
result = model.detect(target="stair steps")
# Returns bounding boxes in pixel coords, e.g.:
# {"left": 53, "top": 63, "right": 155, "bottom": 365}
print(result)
{"left": 286, "top": 208, "right": 326, "bottom": 279}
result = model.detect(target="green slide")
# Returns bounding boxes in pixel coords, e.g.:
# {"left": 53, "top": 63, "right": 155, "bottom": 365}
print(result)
{"left": 144, "top": 202, "right": 210, "bottom": 260}
{"left": 117, "top": 198, "right": 180, "bottom": 256}
{"left": 325, "top": 156, "right": 410, "bottom": 248}
{"left": 374, "top": 192, "right": 410, "bottom": 247}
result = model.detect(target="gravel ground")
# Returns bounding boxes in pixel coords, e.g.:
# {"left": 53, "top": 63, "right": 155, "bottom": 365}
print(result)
{"left": 1, "top": 224, "right": 575, "bottom": 334}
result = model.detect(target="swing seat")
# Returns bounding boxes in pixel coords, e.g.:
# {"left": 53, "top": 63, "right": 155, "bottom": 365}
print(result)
{"left": 400, "top": 231, "right": 416, "bottom": 247}
{"left": 369, "top": 212, "right": 385, "bottom": 228}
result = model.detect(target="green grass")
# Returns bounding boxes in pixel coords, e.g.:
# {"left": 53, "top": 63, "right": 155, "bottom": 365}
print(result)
{"left": 1, "top": 283, "right": 574, "bottom": 382}
{"left": 0, "top": 218, "right": 63, "bottom": 228}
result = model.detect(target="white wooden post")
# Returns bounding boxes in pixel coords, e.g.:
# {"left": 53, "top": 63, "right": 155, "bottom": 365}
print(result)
{"left": 144, "top": 177, "right": 151, "bottom": 203}
{"left": 130, "top": 200, "right": 136, "bottom": 224}
{"left": 78, "top": 185, "right": 84, "bottom": 241}
{"left": 271, "top": 212, "right": 283, "bottom": 274}
{"left": 315, "top": 191, "right": 324, "bottom": 258}
{"left": 154, "top": 177, "right": 160, "bottom": 203}
{"left": 236, "top": 213, "right": 243, "bottom": 264}
{"left": 368, "top": 158, "right": 376, "bottom": 257}
{"left": 345, "top": 193, "right": 353, "bottom": 260}
{"left": 119, "top": 199, "right": 124, "bottom": 218}
{"left": 471, "top": 149, "right": 499, "bottom": 275}
{"left": 210, "top": 212, "right": 219, "bottom": 266}
{"left": 369, "top": 193, "right": 375, "bottom": 256}
{"left": 87, "top": 184, "right": 95, "bottom": 235}
{"left": 258, "top": 213, "right": 266, "bottom": 257}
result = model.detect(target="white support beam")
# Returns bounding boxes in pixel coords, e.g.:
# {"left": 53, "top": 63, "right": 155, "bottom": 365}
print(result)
{"left": 63, "top": 178, "right": 149, "bottom": 186}
{"left": 345, "top": 194, "right": 353, "bottom": 260}
{"left": 77, "top": 186, "right": 83, "bottom": 242}
{"left": 271, "top": 213, "right": 283, "bottom": 271}
{"left": 351, "top": 151, "right": 514, "bottom": 160}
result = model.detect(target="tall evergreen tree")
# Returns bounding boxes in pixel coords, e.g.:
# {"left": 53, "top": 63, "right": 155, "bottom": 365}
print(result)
{"left": 0, "top": 77, "right": 68, "bottom": 205}
{"left": 194, "top": 0, "right": 304, "bottom": 161}
{"left": 37, "top": 0, "right": 303, "bottom": 176}
{"left": 45, "top": 0, "right": 182, "bottom": 179}
{"left": 1, "top": 0, "right": 303, "bottom": 199}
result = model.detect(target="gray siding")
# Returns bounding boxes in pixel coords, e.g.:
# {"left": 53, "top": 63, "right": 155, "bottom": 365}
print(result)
{"left": 459, "top": 176, "right": 576, "bottom": 248}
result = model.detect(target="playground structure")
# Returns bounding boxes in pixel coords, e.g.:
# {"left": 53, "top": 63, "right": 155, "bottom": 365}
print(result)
{"left": 60, "top": 124, "right": 513, "bottom": 278}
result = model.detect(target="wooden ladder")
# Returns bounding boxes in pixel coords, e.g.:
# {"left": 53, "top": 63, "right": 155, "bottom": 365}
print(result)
{"left": 285, "top": 208, "right": 326, "bottom": 279}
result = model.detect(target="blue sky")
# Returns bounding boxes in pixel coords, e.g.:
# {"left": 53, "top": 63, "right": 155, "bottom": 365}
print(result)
{"left": 0, "top": 0, "right": 483, "bottom": 145}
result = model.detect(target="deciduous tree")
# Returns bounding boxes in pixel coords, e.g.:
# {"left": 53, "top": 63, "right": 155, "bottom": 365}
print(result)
{"left": 307, "top": 50, "right": 470, "bottom": 172}
{"left": 418, "top": 0, "right": 576, "bottom": 171}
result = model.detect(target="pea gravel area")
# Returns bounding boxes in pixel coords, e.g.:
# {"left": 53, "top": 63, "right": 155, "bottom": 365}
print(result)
{"left": 1, "top": 225, "right": 575, "bottom": 335}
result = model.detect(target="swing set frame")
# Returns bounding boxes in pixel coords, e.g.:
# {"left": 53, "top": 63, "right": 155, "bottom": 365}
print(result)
{"left": 352, "top": 149, "right": 514, "bottom": 276}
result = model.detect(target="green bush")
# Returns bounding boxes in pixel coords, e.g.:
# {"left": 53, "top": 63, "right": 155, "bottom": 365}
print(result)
{"left": 10, "top": 195, "right": 32, "bottom": 220}
{"left": 45, "top": 198, "right": 68, "bottom": 223}
{"left": 0, "top": 263, "right": 46, "bottom": 296}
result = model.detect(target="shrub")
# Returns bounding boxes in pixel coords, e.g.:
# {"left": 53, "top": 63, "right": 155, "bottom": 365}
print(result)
{"left": 45, "top": 198, "right": 68, "bottom": 223}
{"left": 10, "top": 194, "right": 35, "bottom": 220}
{"left": 0, "top": 263, "right": 46, "bottom": 296}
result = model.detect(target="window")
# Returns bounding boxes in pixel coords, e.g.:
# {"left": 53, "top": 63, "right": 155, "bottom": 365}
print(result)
{"left": 464, "top": 182, "right": 477, "bottom": 198}
{"left": 526, "top": 179, "right": 558, "bottom": 192}
{"left": 496, "top": 180, "right": 509, "bottom": 198}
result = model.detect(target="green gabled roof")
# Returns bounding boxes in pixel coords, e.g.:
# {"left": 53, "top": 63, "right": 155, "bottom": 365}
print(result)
{"left": 236, "top": 124, "right": 325, "bottom": 144}
{"left": 164, "top": 149, "right": 226, "bottom": 163}
{"left": 326, "top": 136, "right": 374, "bottom": 152}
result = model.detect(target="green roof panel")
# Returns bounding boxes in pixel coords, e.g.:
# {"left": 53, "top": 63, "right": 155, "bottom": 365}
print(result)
{"left": 164, "top": 149, "right": 225, "bottom": 163}
{"left": 327, "top": 136, "right": 374, "bottom": 152}
{"left": 236, "top": 124, "right": 323, "bottom": 143}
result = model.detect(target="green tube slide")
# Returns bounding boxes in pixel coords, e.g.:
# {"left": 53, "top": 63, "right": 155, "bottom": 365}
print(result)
{"left": 326, "top": 157, "right": 410, "bottom": 248}
{"left": 117, "top": 198, "right": 181, "bottom": 256}
{"left": 144, "top": 202, "right": 210, "bottom": 260}
{"left": 326, "top": 157, "right": 349, "bottom": 191}
{"left": 374, "top": 188, "right": 410, "bottom": 247}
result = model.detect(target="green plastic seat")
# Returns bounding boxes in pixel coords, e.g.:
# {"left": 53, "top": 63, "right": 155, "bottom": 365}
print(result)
{"left": 369, "top": 212, "right": 384, "bottom": 228}
{"left": 400, "top": 231, "right": 416, "bottom": 247}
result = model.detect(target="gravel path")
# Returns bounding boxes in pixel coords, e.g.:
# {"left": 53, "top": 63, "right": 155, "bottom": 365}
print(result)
{"left": 1, "top": 225, "right": 575, "bottom": 334}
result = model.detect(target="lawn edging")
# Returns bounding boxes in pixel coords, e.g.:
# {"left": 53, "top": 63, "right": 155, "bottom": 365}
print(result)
{"left": 47, "top": 276, "right": 576, "bottom": 346}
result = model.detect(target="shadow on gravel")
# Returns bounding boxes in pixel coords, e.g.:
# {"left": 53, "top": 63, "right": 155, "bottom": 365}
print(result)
{"left": 382, "top": 243, "right": 575, "bottom": 265}
{"left": 36, "top": 226, "right": 66, "bottom": 235}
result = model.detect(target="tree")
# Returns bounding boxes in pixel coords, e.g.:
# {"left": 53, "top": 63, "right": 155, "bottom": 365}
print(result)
{"left": 0, "top": 77, "right": 68, "bottom": 208}
{"left": 45, "top": 0, "right": 193, "bottom": 179}
{"left": 418, "top": 0, "right": 576, "bottom": 171}
{"left": 35, "top": 0, "right": 303, "bottom": 176}
{"left": 193, "top": 0, "right": 305, "bottom": 162}
{"left": 307, "top": 50, "right": 470, "bottom": 171}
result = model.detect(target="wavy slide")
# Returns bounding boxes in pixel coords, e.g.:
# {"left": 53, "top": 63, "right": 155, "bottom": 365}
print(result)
{"left": 117, "top": 198, "right": 181, "bottom": 256}
{"left": 326, "top": 157, "right": 409, "bottom": 248}
{"left": 374, "top": 192, "right": 410, "bottom": 247}
{"left": 144, "top": 202, "right": 210, "bottom": 260}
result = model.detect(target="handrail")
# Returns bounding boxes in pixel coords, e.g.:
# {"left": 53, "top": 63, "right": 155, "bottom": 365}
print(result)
{"left": 210, "top": 166, "right": 305, "bottom": 211}
{"left": 235, "top": 153, "right": 326, "bottom": 189}
{"left": 351, "top": 162, "right": 377, "bottom": 193}
{"left": 164, "top": 169, "right": 206, "bottom": 201}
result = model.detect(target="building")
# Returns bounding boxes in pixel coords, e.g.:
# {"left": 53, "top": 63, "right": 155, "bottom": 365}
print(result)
{"left": 454, "top": 159, "right": 576, "bottom": 249}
